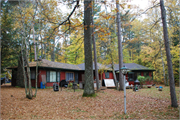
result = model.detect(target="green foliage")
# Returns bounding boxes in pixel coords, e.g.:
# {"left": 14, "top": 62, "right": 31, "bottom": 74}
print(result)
{"left": 1, "top": 1, "right": 19, "bottom": 73}
{"left": 68, "top": 82, "right": 73, "bottom": 88}
{"left": 137, "top": 75, "right": 146, "bottom": 84}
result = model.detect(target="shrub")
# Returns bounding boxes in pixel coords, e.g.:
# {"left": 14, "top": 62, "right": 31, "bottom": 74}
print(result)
{"left": 68, "top": 82, "right": 73, "bottom": 88}
{"left": 137, "top": 75, "right": 146, "bottom": 84}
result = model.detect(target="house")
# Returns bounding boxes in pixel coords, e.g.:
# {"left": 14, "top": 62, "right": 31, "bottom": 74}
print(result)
{"left": 9, "top": 59, "right": 113, "bottom": 88}
{"left": 8, "top": 59, "right": 155, "bottom": 88}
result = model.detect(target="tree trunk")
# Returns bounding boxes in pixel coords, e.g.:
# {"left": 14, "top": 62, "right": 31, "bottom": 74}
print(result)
{"left": 160, "top": 0, "right": 178, "bottom": 108}
{"left": 116, "top": 0, "right": 124, "bottom": 91}
{"left": 33, "top": 25, "right": 37, "bottom": 61}
{"left": 105, "top": 2, "right": 118, "bottom": 90}
{"left": 34, "top": 51, "right": 38, "bottom": 97}
{"left": 51, "top": 38, "right": 55, "bottom": 61}
{"left": 24, "top": 36, "right": 33, "bottom": 99}
{"left": 17, "top": 55, "right": 25, "bottom": 88}
{"left": 44, "top": 43, "right": 46, "bottom": 59}
{"left": 112, "top": 62, "right": 118, "bottom": 90}
{"left": 159, "top": 41, "right": 166, "bottom": 85}
{"left": 92, "top": 1, "right": 99, "bottom": 90}
{"left": 83, "top": 0, "right": 95, "bottom": 97}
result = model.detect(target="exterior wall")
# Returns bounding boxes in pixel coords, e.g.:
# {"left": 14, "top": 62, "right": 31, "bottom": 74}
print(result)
{"left": 37, "top": 70, "right": 46, "bottom": 87}
{"left": 141, "top": 72, "right": 144, "bottom": 76}
{"left": 109, "top": 72, "right": 114, "bottom": 79}
{"left": 60, "top": 72, "right": 66, "bottom": 81}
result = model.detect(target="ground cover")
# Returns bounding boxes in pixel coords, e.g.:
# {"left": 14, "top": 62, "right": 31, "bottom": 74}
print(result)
{"left": 1, "top": 84, "right": 179, "bottom": 119}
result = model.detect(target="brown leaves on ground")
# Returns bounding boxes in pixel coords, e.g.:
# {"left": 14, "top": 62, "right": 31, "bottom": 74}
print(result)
{"left": 1, "top": 84, "right": 179, "bottom": 119}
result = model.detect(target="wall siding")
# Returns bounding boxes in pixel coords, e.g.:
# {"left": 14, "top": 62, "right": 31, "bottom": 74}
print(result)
{"left": 60, "top": 72, "right": 66, "bottom": 81}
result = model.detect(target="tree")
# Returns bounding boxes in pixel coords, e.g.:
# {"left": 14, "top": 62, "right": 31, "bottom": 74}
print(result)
{"left": 1, "top": 1, "right": 19, "bottom": 74}
{"left": 116, "top": 0, "right": 124, "bottom": 91}
{"left": 83, "top": 0, "right": 95, "bottom": 97}
{"left": 160, "top": 0, "right": 178, "bottom": 108}
{"left": 92, "top": 1, "right": 100, "bottom": 90}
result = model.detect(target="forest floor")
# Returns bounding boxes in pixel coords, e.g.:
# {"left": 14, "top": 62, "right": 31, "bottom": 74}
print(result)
{"left": 1, "top": 84, "right": 179, "bottom": 119}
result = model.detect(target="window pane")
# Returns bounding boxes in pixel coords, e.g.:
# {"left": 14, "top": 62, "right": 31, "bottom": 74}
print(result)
{"left": 31, "top": 70, "right": 36, "bottom": 79}
{"left": 57, "top": 72, "right": 60, "bottom": 82}
{"left": 50, "top": 71, "right": 56, "bottom": 82}
{"left": 105, "top": 72, "right": 109, "bottom": 78}
{"left": 66, "top": 72, "right": 74, "bottom": 81}
{"left": 47, "top": 71, "right": 50, "bottom": 82}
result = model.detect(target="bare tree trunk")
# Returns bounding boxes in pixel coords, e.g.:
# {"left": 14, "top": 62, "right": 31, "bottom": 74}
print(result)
{"left": 29, "top": 41, "right": 32, "bottom": 62}
{"left": 159, "top": 41, "right": 166, "bottom": 85}
{"left": 19, "top": 1, "right": 29, "bottom": 98}
{"left": 116, "top": 0, "right": 124, "bottom": 91}
{"left": 25, "top": 40, "right": 33, "bottom": 99}
{"left": 83, "top": 0, "right": 95, "bottom": 97}
{"left": 44, "top": 43, "right": 46, "bottom": 59}
{"left": 104, "top": 2, "right": 118, "bottom": 90}
{"left": 160, "top": 0, "right": 178, "bottom": 108}
{"left": 179, "top": 26, "right": 180, "bottom": 89}
{"left": 34, "top": 44, "right": 38, "bottom": 97}
{"left": 92, "top": 1, "right": 99, "bottom": 90}
{"left": 20, "top": 44, "right": 28, "bottom": 96}
{"left": 33, "top": 25, "right": 37, "bottom": 61}
{"left": 51, "top": 38, "right": 55, "bottom": 61}
{"left": 112, "top": 61, "right": 118, "bottom": 90}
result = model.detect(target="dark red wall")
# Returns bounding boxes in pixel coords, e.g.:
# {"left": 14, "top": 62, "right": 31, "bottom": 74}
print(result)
{"left": 60, "top": 72, "right": 65, "bottom": 81}
{"left": 38, "top": 70, "right": 46, "bottom": 87}
{"left": 109, "top": 72, "right": 114, "bottom": 79}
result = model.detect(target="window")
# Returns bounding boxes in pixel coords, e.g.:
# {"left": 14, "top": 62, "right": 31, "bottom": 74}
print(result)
{"left": 128, "top": 72, "right": 134, "bottom": 81}
{"left": 31, "top": 70, "right": 36, "bottom": 79}
{"left": 50, "top": 71, "right": 56, "bottom": 82}
{"left": 75, "top": 72, "right": 78, "bottom": 83}
{"left": 47, "top": 71, "right": 50, "bottom": 82}
{"left": 46, "top": 71, "right": 57, "bottom": 82}
{"left": 57, "top": 71, "right": 60, "bottom": 82}
{"left": 105, "top": 72, "right": 109, "bottom": 78}
{"left": 144, "top": 72, "right": 149, "bottom": 77}
{"left": 66, "top": 72, "right": 74, "bottom": 81}
{"left": 134, "top": 72, "right": 141, "bottom": 80}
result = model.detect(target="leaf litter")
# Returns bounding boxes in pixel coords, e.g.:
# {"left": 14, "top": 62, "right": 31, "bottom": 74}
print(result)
{"left": 1, "top": 84, "right": 179, "bottom": 119}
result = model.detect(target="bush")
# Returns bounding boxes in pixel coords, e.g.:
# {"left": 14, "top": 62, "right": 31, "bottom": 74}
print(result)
{"left": 137, "top": 75, "right": 146, "bottom": 84}
{"left": 68, "top": 82, "right": 73, "bottom": 88}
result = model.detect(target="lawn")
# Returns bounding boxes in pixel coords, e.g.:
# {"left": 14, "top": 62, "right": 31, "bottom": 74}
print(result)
{"left": 1, "top": 84, "right": 179, "bottom": 119}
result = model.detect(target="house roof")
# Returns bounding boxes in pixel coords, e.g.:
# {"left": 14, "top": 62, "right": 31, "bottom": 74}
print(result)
{"left": 29, "top": 59, "right": 81, "bottom": 70}
{"left": 7, "top": 59, "right": 155, "bottom": 71}
{"left": 77, "top": 62, "right": 110, "bottom": 71}
{"left": 108, "top": 63, "right": 155, "bottom": 71}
